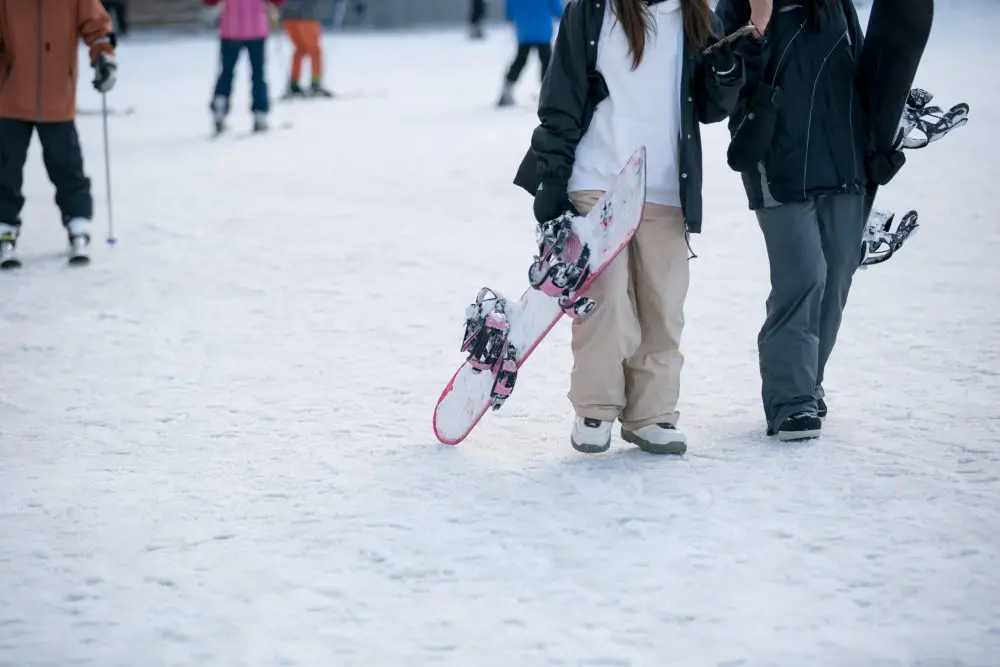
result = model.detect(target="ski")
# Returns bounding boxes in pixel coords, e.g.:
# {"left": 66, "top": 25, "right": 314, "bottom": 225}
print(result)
{"left": 278, "top": 89, "right": 371, "bottom": 103}
{"left": 210, "top": 120, "right": 294, "bottom": 140}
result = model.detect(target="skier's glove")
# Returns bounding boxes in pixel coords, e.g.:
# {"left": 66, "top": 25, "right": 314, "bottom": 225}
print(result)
{"left": 865, "top": 149, "right": 905, "bottom": 186}
{"left": 533, "top": 181, "right": 578, "bottom": 224}
{"left": 702, "top": 40, "right": 739, "bottom": 80}
{"left": 92, "top": 51, "right": 117, "bottom": 93}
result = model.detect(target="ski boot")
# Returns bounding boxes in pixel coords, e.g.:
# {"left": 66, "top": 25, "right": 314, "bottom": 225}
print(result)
{"left": 310, "top": 80, "right": 334, "bottom": 98}
{"left": 859, "top": 208, "right": 919, "bottom": 267}
{"left": 496, "top": 81, "right": 514, "bottom": 108}
{"left": 211, "top": 95, "right": 228, "bottom": 136}
{"left": 283, "top": 81, "right": 307, "bottom": 100}
{"left": 0, "top": 222, "right": 21, "bottom": 270}
{"left": 252, "top": 111, "right": 269, "bottom": 133}
{"left": 528, "top": 213, "right": 596, "bottom": 317}
{"left": 66, "top": 218, "right": 92, "bottom": 266}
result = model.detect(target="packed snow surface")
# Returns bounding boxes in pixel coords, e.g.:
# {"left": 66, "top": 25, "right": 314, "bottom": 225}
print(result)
{"left": 2, "top": 7, "right": 999, "bottom": 666}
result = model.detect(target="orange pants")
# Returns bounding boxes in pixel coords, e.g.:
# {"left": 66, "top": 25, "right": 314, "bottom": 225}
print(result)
{"left": 284, "top": 19, "right": 322, "bottom": 82}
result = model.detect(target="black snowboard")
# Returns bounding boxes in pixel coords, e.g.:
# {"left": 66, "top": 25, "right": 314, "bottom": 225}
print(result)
{"left": 856, "top": 0, "right": 934, "bottom": 220}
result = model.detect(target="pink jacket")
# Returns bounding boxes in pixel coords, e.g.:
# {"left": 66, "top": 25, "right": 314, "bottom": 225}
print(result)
{"left": 204, "top": 0, "right": 282, "bottom": 40}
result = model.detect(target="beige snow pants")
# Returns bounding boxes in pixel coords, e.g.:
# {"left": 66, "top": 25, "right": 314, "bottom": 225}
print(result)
{"left": 567, "top": 190, "right": 691, "bottom": 430}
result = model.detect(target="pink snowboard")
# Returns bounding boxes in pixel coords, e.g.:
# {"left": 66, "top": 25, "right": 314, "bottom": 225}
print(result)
{"left": 433, "top": 146, "right": 647, "bottom": 445}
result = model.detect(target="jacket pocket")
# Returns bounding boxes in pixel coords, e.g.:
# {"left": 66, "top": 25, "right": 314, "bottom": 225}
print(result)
{"left": 727, "top": 85, "right": 783, "bottom": 173}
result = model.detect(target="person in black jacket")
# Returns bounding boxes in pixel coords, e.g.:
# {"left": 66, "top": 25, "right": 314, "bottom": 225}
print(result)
{"left": 513, "top": 0, "right": 745, "bottom": 455}
{"left": 716, "top": 0, "right": 870, "bottom": 441}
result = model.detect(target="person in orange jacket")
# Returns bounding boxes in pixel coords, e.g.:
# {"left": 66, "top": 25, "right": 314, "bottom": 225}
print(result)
{"left": 0, "top": 0, "right": 117, "bottom": 268}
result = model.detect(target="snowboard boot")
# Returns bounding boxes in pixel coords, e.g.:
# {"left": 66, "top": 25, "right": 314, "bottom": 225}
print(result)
{"left": 817, "top": 397, "right": 828, "bottom": 419}
{"left": 310, "top": 80, "right": 334, "bottom": 98}
{"left": 211, "top": 94, "right": 229, "bottom": 135}
{"left": 252, "top": 111, "right": 269, "bottom": 133}
{"left": 570, "top": 417, "right": 612, "bottom": 454}
{"left": 66, "top": 217, "right": 92, "bottom": 265}
{"left": 496, "top": 81, "right": 515, "bottom": 107}
{"left": 470, "top": 23, "right": 485, "bottom": 40}
{"left": 0, "top": 222, "right": 21, "bottom": 270}
{"left": 620, "top": 423, "right": 687, "bottom": 455}
{"left": 772, "top": 411, "right": 822, "bottom": 441}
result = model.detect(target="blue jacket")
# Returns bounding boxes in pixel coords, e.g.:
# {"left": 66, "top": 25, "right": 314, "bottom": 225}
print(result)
{"left": 506, "top": 0, "right": 563, "bottom": 45}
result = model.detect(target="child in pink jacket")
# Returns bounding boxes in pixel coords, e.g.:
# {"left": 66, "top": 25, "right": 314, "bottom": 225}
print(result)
{"left": 203, "top": 0, "right": 284, "bottom": 134}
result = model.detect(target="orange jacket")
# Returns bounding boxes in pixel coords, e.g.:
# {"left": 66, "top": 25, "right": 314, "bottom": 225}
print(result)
{"left": 0, "top": 0, "right": 116, "bottom": 122}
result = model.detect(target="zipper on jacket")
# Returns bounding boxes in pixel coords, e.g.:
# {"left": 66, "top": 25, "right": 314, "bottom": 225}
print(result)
{"left": 802, "top": 32, "right": 846, "bottom": 199}
{"left": 848, "top": 84, "right": 858, "bottom": 186}
{"left": 36, "top": 0, "right": 43, "bottom": 121}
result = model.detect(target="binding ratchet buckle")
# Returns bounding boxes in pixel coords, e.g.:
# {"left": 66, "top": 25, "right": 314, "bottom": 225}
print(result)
{"left": 460, "top": 287, "right": 519, "bottom": 409}
{"left": 527, "top": 213, "right": 596, "bottom": 318}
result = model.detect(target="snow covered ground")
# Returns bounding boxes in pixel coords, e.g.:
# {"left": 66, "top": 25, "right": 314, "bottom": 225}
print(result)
{"left": 2, "top": 6, "right": 999, "bottom": 666}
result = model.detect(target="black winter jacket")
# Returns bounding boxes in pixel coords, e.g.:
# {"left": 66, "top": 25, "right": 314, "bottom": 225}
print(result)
{"left": 716, "top": 0, "right": 868, "bottom": 210}
{"left": 512, "top": 0, "right": 745, "bottom": 234}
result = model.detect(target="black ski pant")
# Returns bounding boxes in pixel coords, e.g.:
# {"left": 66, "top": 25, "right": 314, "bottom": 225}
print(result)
{"left": 506, "top": 43, "right": 552, "bottom": 84}
{"left": 213, "top": 38, "right": 269, "bottom": 114}
{"left": 0, "top": 118, "right": 93, "bottom": 227}
{"left": 755, "top": 194, "right": 865, "bottom": 432}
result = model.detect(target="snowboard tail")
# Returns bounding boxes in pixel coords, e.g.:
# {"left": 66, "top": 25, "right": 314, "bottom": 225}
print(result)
{"left": 433, "top": 147, "right": 647, "bottom": 445}
{"left": 857, "top": 0, "right": 934, "bottom": 220}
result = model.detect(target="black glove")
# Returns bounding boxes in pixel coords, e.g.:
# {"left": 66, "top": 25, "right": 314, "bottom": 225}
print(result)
{"left": 865, "top": 150, "right": 906, "bottom": 186}
{"left": 92, "top": 51, "right": 117, "bottom": 93}
{"left": 703, "top": 40, "right": 738, "bottom": 78}
{"left": 533, "top": 181, "right": 578, "bottom": 224}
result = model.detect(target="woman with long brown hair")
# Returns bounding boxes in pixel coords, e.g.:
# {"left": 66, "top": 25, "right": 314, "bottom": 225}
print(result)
{"left": 513, "top": 0, "right": 749, "bottom": 455}
{"left": 717, "top": 0, "right": 870, "bottom": 442}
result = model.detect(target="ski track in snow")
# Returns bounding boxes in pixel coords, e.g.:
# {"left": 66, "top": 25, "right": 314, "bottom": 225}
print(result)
{"left": 1, "top": 8, "right": 999, "bottom": 666}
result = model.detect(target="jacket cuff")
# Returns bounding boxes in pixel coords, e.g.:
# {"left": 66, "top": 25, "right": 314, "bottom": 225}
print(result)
{"left": 89, "top": 37, "right": 116, "bottom": 65}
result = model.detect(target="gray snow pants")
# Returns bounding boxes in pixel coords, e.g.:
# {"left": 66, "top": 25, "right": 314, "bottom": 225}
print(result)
{"left": 755, "top": 194, "right": 865, "bottom": 432}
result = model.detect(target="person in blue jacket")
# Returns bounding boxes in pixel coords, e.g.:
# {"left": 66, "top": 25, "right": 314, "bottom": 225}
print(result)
{"left": 497, "top": 0, "right": 564, "bottom": 106}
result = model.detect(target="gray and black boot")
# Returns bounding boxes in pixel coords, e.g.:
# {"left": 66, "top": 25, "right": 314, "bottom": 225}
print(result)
{"left": 0, "top": 222, "right": 21, "bottom": 269}
{"left": 310, "top": 80, "right": 334, "bottom": 98}
{"left": 283, "top": 81, "right": 306, "bottom": 99}
{"left": 66, "top": 218, "right": 92, "bottom": 265}
{"left": 253, "top": 111, "right": 269, "bottom": 133}
{"left": 211, "top": 94, "right": 229, "bottom": 135}
{"left": 496, "top": 81, "right": 515, "bottom": 107}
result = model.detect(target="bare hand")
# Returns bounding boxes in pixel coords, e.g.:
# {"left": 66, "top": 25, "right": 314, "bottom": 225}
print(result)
{"left": 749, "top": 0, "right": 772, "bottom": 36}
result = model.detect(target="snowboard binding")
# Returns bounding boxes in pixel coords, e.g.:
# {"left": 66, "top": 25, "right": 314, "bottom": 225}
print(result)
{"left": 460, "top": 287, "right": 519, "bottom": 409}
{"left": 489, "top": 343, "right": 518, "bottom": 410}
{"left": 860, "top": 208, "right": 919, "bottom": 267}
{"left": 528, "top": 213, "right": 597, "bottom": 318}
{"left": 896, "top": 88, "right": 970, "bottom": 151}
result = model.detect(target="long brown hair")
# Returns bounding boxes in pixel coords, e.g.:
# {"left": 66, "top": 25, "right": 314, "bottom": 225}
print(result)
{"left": 612, "top": 0, "right": 714, "bottom": 70}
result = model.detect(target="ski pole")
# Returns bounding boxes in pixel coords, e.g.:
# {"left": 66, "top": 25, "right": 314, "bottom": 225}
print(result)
{"left": 100, "top": 92, "right": 116, "bottom": 245}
